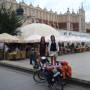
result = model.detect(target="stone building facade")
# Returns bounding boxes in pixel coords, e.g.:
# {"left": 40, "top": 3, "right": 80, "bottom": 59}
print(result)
{"left": 85, "top": 23, "right": 90, "bottom": 33}
{"left": 0, "top": 0, "right": 86, "bottom": 32}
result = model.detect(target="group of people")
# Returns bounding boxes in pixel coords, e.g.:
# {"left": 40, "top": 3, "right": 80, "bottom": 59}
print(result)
{"left": 29, "top": 35, "right": 72, "bottom": 85}
{"left": 58, "top": 42, "right": 89, "bottom": 55}
{"left": 29, "top": 35, "right": 89, "bottom": 65}
{"left": 29, "top": 35, "right": 59, "bottom": 65}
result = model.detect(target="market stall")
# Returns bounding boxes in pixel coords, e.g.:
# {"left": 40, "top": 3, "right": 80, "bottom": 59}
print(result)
{"left": 0, "top": 33, "right": 26, "bottom": 60}
{"left": 6, "top": 43, "right": 26, "bottom": 60}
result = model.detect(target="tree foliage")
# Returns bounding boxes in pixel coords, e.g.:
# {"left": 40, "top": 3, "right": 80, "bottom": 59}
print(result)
{"left": 0, "top": 5, "right": 22, "bottom": 35}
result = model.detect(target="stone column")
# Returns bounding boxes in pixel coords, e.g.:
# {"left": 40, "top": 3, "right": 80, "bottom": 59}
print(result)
{"left": 67, "top": 8, "right": 71, "bottom": 31}
{"left": 67, "top": 17, "right": 71, "bottom": 31}
{"left": 53, "top": 14, "right": 55, "bottom": 27}
{"left": 47, "top": 12, "right": 49, "bottom": 25}
{"left": 79, "top": 16, "right": 82, "bottom": 32}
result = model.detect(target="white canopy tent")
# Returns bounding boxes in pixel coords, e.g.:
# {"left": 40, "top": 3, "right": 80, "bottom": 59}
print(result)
{"left": 59, "top": 36, "right": 68, "bottom": 42}
{"left": 24, "top": 34, "right": 41, "bottom": 43}
{"left": 0, "top": 33, "right": 20, "bottom": 43}
{"left": 19, "top": 23, "right": 60, "bottom": 38}
{"left": 58, "top": 36, "right": 90, "bottom": 43}
{"left": 18, "top": 23, "right": 90, "bottom": 43}
{"left": 81, "top": 37, "right": 90, "bottom": 42}
{"left": 65, "top": 36, "right": 81, "bottom": 43}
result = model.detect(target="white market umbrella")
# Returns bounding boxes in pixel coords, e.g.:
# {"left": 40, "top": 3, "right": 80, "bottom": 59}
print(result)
{"left": 81, "top": 37, "right": 90, "bottom": 42}
{"left": 24, "top": 34, "right": 41, "bottom": 43}
{"left": 0, "top": 33, "right": 20, "bottom": 43}
{"left": 19, "top": 23, "right": 60, "bottom": 38}
{"left": 59, "top": 36, "right": 68, "bottom": 42}
{"left": 66, "top": 36, "right": 78, "bottom": 42}
{"left": 76, "top": 37, "right": 84, "bottom": 42}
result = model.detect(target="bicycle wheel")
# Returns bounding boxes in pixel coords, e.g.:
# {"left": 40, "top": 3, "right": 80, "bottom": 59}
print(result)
{"left": 59, "top": 78, "right": 64, "bottom": 90}
{"left": 38, "top": 70, "right": 46, "bottom": 80}
{"left": 33, "top": 69, "right": 46, "bottom": 83}
{"left": 61, "top": 82, "right": 64, "bottom": 90}
{"left": 55, "top": 76, "right": 64, "bottom": 90}
{"left": 53, "top": 81, "right": 64, "bottom": 90}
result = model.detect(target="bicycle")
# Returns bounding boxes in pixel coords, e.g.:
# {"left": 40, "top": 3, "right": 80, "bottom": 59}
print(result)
{"left": 33, "top": 57, "right": 65, "bottom": 90}
{"left": 33, "top": 56, "right": 48, "bottom": 83}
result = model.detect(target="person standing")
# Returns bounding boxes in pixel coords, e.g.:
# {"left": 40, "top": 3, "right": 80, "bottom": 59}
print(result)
{"left": 4, "top": 44, "right": 9, "bottom": 59}
{"left": 48, "top": 35, "right": 59, "bottom": 65}
{"left": 39, "top": 36, "right": 48, "bottom": 65}
{"left": 48, "top": 35, "right": 59, "bottom": 55}
{"left": 39, "top": 36, "right": 47, "bottom": 57}
{"left": 29, "top": 47, "right": 36, "bottom": 65}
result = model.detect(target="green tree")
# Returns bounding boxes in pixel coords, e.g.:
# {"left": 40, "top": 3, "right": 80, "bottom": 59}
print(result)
{"left": 0, "top": 5, "right": 22, "bottom": 35}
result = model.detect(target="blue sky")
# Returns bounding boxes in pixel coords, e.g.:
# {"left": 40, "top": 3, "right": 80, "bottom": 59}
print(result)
{"left": 17, "top": 0, "right": 90, "bottom": 22}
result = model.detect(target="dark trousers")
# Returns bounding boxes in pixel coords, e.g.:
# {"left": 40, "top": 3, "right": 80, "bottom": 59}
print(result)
{"left": 30, "top": 54, "right": 36, "bottom": 65}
